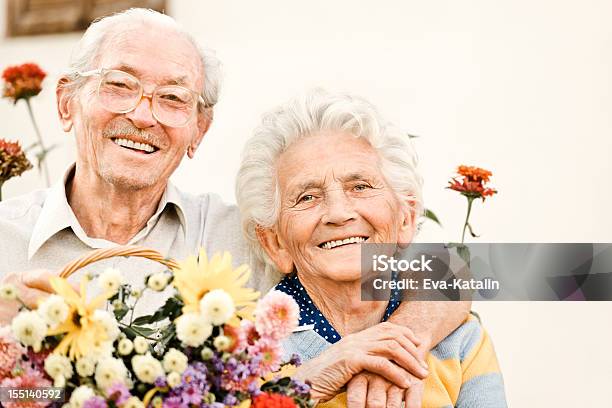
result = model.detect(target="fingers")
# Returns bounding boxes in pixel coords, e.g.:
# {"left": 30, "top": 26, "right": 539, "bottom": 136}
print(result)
{"left": 369, "top": 339, "right": 428, "bottom": 379}
{"left": 346, "top": 374, "right": 368, "bottom": 408}
{"left": 360, "top": 356, "right": 412, "bottom": 389}
{"left": 404, "top": 379, "right": 425, "bottom": 408}
{"left": 22, "top": 270, "right": 57, "bottom": 293}
{"left": 365, "top": 375, "right": 390, "bottom": 408}
{"left": 387, "top": 385, "right": 404, "bottom": 408}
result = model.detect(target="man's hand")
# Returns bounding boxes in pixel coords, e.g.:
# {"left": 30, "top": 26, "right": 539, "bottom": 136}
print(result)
{"left": 293, "top": 322, "right": 428, "bottom": 402}
{"left": 346, "top": 343, "right": 429, "bottom": 408}
{"left": 0, "top": 270, "right": 56, "bottom": 324}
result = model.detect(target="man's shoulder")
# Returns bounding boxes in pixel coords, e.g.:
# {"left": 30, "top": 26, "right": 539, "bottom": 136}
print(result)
{"left": 0, "top": 189, "right": 48, "bottom": 221}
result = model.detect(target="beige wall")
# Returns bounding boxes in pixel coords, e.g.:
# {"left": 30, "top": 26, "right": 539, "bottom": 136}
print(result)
{"left": 1, "top": 1, "right": 611, "bottom": 405}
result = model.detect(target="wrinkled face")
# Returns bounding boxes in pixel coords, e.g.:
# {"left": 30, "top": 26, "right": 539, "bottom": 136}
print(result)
{"left": 68, "top": 26, "right": 207, "bottom": 190}
{"left": 272, "top": 132, "right": 414, "bottom": 283}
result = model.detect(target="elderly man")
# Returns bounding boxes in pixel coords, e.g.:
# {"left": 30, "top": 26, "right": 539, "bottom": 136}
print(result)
{"left": 0, "top": 8, "right": 470, "bottom": 407}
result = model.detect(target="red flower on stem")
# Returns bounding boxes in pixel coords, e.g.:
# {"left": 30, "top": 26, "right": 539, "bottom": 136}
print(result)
{"left": 447, "top": 165, "right": 497, "bottom": 245}
{"left": 447, "top": 165, "right": 497, "bottom": 200}
{"left": 252, "top": 393, "right": 297, "bottom": 408}
{"left": 2, "top": 63, "right": 46, "bottom": 103}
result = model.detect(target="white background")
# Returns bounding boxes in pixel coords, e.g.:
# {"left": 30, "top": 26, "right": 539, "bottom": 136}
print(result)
{"left": 1, "top": 1, "right": 611, "bottom": 405}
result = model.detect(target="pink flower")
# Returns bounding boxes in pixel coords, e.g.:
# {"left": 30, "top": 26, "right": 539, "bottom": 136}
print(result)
{"left": 241, "top": 320, "right": 259, "bottom": 346}
{"left": 0, "top": 326, "right": 26, "bottom": 378}
{"left": 223, "top": 324, "right": 247, "bottom": 353}
{"left": 0, "top": 368, "right": 52, "bottom": 408}
{"left": 255, "top": 291, "right": 299, "bottom": 340}
{"left": 249, "top": 338, "right": 283, "bottom": 374}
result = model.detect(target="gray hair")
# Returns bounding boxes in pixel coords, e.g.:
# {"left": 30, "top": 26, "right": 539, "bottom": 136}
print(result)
{"left": 60, "top": 8, "right": 221, "bottom": 108}
{"left": 235, "top": 89, "right": 424, "bottom": 275}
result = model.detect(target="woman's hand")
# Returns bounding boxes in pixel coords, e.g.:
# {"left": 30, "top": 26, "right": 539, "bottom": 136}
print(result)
{"left": 293, "top": 322, "right": 428, "bottom": 402}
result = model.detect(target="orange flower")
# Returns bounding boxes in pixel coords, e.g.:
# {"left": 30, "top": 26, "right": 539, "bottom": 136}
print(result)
{"left": 448, "top": 165, "right": 497, "bottom": 201}
{"left": 2, "top": 63, "right": 46, "bottom": 103}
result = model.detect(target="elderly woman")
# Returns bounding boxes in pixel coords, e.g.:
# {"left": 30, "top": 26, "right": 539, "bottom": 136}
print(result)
{"left": 236, "top": 90, "right": 507, "bottom": 407}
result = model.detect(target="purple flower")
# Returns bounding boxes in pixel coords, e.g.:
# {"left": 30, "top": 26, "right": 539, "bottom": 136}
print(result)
{"left": 223, "top": 394, "right": 238, "bottom": 406}
{"left": 106, "top": 382, "right": 131, "bottom": 406}
{"left": 83, "top": 396, "right": 107, "bottom": 408}
{"left": 288, "top": 354, "right": 302, "bottom": 366}
{"left": 162, "top": 396, "right": 183, "bottom": 408}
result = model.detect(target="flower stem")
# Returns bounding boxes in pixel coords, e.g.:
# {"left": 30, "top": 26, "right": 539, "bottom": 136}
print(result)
{"left": 461, "top": 197, "right": 475, "bottom": 245}
{"left": 25, "top": 98, "right": 51, "bottom": 187}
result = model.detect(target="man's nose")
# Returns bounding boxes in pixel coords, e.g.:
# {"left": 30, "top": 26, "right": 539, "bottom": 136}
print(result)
{"left": 321, "top": 190, "right": 358, "bottom": 225}
{"left": 125, "top": 96, "right": 157, "bottom": 128}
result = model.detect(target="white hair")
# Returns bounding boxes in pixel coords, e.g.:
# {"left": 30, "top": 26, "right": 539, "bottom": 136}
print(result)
{"left": 235, "top": 89, "right": 424, "bottom": 275}
{"left": 60, "top": 8, "right": 221, "bottom": 108}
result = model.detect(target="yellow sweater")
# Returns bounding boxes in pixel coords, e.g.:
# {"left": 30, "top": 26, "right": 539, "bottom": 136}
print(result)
{"left": 290, "top": 315, "right": 506, "bottom": 408}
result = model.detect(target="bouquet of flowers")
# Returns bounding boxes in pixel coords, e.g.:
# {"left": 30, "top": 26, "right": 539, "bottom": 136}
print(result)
{"left": 0, "top": 247, "right": 313, "bottom": 408}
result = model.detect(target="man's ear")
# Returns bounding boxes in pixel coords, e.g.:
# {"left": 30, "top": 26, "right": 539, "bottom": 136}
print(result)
{"left": 397, "top": 198, "right": 418, "bottom": 249}
{"left": 255, "top": 225, "right": 294, "bottom": 274}
{"left": 188, "top": 107, "right": 213, "bottom": 159}
{"left": 56, "top": 78, "right": 75, "bottom": 132}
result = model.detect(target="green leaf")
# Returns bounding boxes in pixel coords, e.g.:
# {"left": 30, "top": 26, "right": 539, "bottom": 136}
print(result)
{"left": 467, "top": 223, "right": 479, "bottom": 238}
{"left": 113, "top": 305, "right": 129, "bottom": 321}
{"left": 407, "top": 133, "right": 420, "bottom": 139}
{"left": 423, "top": 209, "right": 442, "bottom": 226}
{"left": 35, "top": 144, "right": 59, "bottom": 165}
{"left": 131, "top": 315, "right": 154, "bottom": 326}
{"left": 456, "top": 244, "right": 471, "bottom": 267}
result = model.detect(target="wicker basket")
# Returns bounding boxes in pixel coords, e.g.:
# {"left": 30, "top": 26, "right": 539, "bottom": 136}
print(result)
{"left": 59, "top": 245, "right": 180, "bottom": 278}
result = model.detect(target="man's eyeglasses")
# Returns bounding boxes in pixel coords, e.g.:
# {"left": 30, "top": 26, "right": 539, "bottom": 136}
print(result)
{"left": 77, "top": 68, "right": 207, "bottom": 128}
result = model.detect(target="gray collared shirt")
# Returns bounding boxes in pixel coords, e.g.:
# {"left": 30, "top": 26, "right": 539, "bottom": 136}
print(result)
{"left": 0, "top": 166, "right": 280, "bottom": 314}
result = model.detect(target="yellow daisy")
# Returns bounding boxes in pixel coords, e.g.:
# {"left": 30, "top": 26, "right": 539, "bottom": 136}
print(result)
{"left": 172, "top": 249, "right": 260, "bottom": 323}
{"left": 47, "top": 276, "right": 112, "bottom": 361}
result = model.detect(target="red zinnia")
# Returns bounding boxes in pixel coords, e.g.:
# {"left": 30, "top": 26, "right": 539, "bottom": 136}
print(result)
{"left": 2, "top": 63, "right": 46, "bottom": 103}
{"left": 252, "top": 393, "right": 297, "bottom": 408}
{"left": 448, "top": 165, "right": 497, "bottom": 201}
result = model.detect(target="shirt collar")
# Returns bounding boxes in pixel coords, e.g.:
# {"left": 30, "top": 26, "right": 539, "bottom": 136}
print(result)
{"left": 28, "top": 164, "right": 188, "bottom": 259}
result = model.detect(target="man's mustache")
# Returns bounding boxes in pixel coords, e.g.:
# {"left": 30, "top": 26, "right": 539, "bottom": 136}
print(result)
{"left": 102, "top": 120, "right": 166, "bottom": 149}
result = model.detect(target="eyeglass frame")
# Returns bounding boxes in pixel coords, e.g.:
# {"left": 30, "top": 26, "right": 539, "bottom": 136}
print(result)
{"left": 76, "top": 68, "right": 208, "bottom": 127}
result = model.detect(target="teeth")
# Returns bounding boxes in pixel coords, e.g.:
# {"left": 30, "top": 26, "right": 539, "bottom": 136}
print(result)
{"left": 321, "top": 236, "right": 366, "bottom": 249}
{"left": 113, "top": 138, "right": 155, "bottom": 153}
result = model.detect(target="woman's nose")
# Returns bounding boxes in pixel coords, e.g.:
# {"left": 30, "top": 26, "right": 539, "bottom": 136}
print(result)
{"left": 321, "top": 190, "right": 358, "bottom": 225}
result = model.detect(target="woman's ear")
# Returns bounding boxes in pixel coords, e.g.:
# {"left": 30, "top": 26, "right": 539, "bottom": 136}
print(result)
{"left": 256, "top": 225, "right": 294, "bottom": 274}
{"left": 398, "top": 199, "right": 417, "bottom": 249}
{"left": 56, "top": 78, "right": 74, "bottom": 132}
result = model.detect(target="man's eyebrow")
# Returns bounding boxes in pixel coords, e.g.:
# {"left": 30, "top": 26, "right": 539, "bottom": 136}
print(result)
{"left": 112, "top": 64, "right": 189, "bottom": 86}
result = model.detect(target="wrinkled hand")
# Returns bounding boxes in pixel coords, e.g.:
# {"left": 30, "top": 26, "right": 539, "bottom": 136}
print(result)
{"left": 0, "top": 270, "right": 57, "bottom": 324}
{"left": 293, "top": 322, "right": 428, "bottom": 402}
{"left": 346, "top": 344, "right": 429, "bottom": 408}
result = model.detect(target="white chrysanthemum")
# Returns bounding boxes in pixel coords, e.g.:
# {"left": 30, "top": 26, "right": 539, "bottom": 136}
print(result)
{"left": 37, "top": 295, "right": 70, "bottom": 328}
{"left": 44, "top": 353, "right": 73, "bottom": 379}
{"left": 117, "top": 338, "right": 134, "bottom": 355}
{"left": 11, "top": 310, "right": 46, "bottom": 351}
{"left": 94, "top": 357, "right": 127, "bottom": 389}
{"left": 54, "top": 375, "right": 66, "bottom": 388}
{"left": 199, "top": 289, "right": 235, "bottom": 325}
{"left": 89, "top": 338, "right": 114, "bottom": 363}
{"left": 123, "top": 397, "right": 144, "bottom": 408}
{"left": 213, "top": 335, "right": 231, "bottom": 351}
{"left": 147, "top": 273, "right": 169, "bottom": 291}
{"left": 92, "top": 310, "right": 120, "bottom": 341}
{"left": 131, "top": 353, "right": 164, "bottom": 384}
{"left": 69, "top": 386, "right": 94, "bottom": 408}
{"left": 175, "top": 313, "right": 212, "bottom": 347}
{"left": 75, "top": 355, "right": 96, "bottom": 377}
{"left": 99, "top": 268, "right": 123, "bottom": 294}
{"left": 166, "top": 371, "right": 181, "bottom": 388}
{"left": 162, "top": 348, "right": 188, "bottom": 374}
{"left": 133, "top": 336, "right": 149, "bottom": 354}
{"left": 0, "top": 283, "right": 17, "bottom": 300}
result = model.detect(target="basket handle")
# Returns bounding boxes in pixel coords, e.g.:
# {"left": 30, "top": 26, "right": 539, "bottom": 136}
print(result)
{"left": 59, "top": 245, "right": 180, "bottom": 278}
